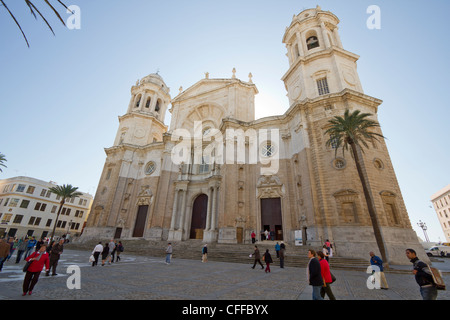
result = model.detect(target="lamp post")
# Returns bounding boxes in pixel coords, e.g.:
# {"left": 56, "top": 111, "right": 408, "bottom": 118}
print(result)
{"left": 417, "top": 220, "right": 430, "bottom": 242}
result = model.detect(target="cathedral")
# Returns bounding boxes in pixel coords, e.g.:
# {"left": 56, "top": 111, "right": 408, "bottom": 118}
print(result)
{"left": 81, "top": 6, "right": 423, "bottom": 264}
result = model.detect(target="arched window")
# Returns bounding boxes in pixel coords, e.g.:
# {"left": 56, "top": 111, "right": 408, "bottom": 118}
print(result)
{"left": 306, "top": 36, "right": 319, "bottom": 50}
{"left": 155, "top": 99, "right": 161, "bottom": 112}
{"left": 145, "top": 97, "right": 151, "bottom": 108}
{"left": 135, "top": 94, "right": 141, "bottom": 108}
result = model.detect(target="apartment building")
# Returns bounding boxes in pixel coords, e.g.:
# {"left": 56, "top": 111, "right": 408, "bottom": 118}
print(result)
{"left": 431, "top": 184, "right": 450, "bottom": 242}
{"left": 0, "top": 176, "right": 93, "bottom": 239}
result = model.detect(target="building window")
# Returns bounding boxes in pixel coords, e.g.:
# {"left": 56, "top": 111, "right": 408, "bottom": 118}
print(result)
{"left": 333, "top": 158, "right": 346, "bottom": 170}
{"left": 261, "top": 141, "right": 275, "bottom": 157}
{"left": 306, "top": 36, "right": 320, "bottom": 50}
{"left": 9, "top": 199, "right": 20, "bottom": 207}
{"left": 20, "top": 200, "right": 30, "bottom": 209}
{"left": 16, "top": 184, "right": 26, "bottom": 192}
{"left": 199, "top": 156, "right": 210, "bottom": 174}
{"left": 34, "top": 202, "right": 47, "bottom": 212}
{"left": 317, "top": 78, "right": 330, "bottom": 95}
{"left": 145, "top": 97, "right": 151, "bottom": 108}
{"left": 13, "top": 214, "right": 23, "bottom": 224}
{"left": 144, "top": 161, "right": 156, "bottom": 175}
{"left": 46, "top": 219, "right": 52, "bottom": 227}
{"left": 26, "top": 186, "right": 35, "bottom": 194}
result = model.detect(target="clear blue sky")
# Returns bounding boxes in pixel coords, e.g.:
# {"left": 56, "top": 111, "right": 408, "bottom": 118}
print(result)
{"left": 0, "top": 0, "right": 448, "bottom": 242}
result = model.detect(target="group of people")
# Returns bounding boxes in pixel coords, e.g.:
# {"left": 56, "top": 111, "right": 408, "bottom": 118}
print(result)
{"left": 250, "top": 242, "right": 286, "bottom": 273}
{"left": 0, "top": 235, "right": 67, "bottom": 296}
{"left": 91, "top": 239, "right": 124, "bottom": 266}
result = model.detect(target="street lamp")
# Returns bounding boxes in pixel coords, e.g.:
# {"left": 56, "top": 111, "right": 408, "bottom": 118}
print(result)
{"left": 417, "top": 220, "right": 430, "bottom": 242}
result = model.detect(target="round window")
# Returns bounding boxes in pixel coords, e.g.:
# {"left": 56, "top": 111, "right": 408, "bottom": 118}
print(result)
{"left": 373, "top": 159, "right": 384, "bottom": 170}
{"left": 144, "top": 161, "right": 156, "bottom": 175}
{"left": 333, "top": 158, "right": 346, "bottom": 170}
{"left": 261, "top": 141, "right": 275, "bottom": 157}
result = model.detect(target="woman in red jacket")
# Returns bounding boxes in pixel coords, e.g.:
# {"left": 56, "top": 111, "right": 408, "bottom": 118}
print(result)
{"left": 22, "top": 244, "right": 50, "bottom": 296}
{"left": 317, "top": 251, "right": 336, "bottom": 300}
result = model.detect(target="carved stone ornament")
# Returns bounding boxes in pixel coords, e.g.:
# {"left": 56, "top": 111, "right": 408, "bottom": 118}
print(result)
{"left": 137, "top": 185, "right": 153, "bottom": 206}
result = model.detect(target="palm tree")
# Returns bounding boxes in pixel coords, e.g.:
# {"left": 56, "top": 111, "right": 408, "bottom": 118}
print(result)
{"left": 324, "top": 109, "right": 389, "bottom": 268}
{"left": 48, "top": 184, "right": 82, "bottom": 240}
{"left": 0, "top": 153, "right": 7, "bottom": 172}
{"left": 1, "top": 0, "right": 69, "bottom": 47}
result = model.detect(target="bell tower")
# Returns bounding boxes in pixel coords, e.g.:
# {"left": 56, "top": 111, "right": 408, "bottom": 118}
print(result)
{"left": 114, "top": 73, "right": 170, "bottom": 146}
{"left": 282, "top": 6, "right": 363, "bottom": 105}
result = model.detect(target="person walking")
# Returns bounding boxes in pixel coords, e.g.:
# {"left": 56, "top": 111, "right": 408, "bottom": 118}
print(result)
{"left": 91, "top": 242, "right": 103, "bottom": 266}
{"left": 108, "top": 239, "right": 116, "bottom": 264}
{"left": 46, "top": 239, "right": 64, "bottom": 276}
{"left": 317, "top": 251, "right": 336, "bottom": 300}
{"left": 0, "top": 238, "right": 10, "bottom": 272}
{"left": 405, "top": 248, "right": 437, "bottom": 300}
{"left": 202, "top": 244, "right": 208, "bottom": 263}
{"left": 101, "top": 243, "right": 110, "bottom": 266}
{"left": 279, "top": 242, "right": 286, "bottom": 268}
{"left": 251, "top": 245, "right": 264, "bottom": 269}
{"left": 369, "top": 251, "right": 389, "bottom": 290}
{"left": 322, "top": 245, "right": 330, "bottom": 262}
{"left": 22, "top": 244, "right": 49, "bottom": 296}
{"left": 24, "top": 237, "right": 36, "bottom": 258}
{"left": 165, "top": 243, "right": 173, "bottom": 264}
{"left": 7, "top": 238, "right": 18, "bottom": 261}
{"left": 263, "top": 249, "right": 273, "bottom": 273}
{"left": 116, "top": 241, "right": 124, "bottom": 262}
{"left": 307, "top": 249, "right": 323, "bottom": 300}
{"left": 15, "top": 238, "right": 27, "bottom": 263}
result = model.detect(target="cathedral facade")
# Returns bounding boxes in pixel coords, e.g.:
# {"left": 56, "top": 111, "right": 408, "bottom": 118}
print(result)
{"left": 81, "top": 7, "right": 423, "bottom": 264}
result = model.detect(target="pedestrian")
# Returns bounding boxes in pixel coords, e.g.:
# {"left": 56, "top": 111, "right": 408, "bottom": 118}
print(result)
{"left": 275, "top": 242, "right": 280, "bottom": 258}
{"left": 307, "top": 249, "right": 323, "bottom": 300}
{"left": 108, "top": 239, "right": 116, "bottom": 264}
{"left": 263, "top": 249, "right": 273, "bottom": 273}
{"left": 251, "top": 245, "right": 264, "bottom": 269}
{"left": 116, "top": 241, "right": 124, "bottom": 262}
{"left": 15, "top": 238, "right": 27, "bottom": 263}
{"left": 24, "top": 237, "right": 36, "bottom": 258}
{"left": 322, "top": 245, "right": 330, "bottom": 262}
{"left": 35, "top": 238, "right": 44, "bottom": 252}
{"left": 270, "top": 230, "right": 275, "bottom": 241}
{"left": 264, "top": 230, "right": 269, "bottom": 240}
{"left": 46, "top": 238, "right": 64, "bottom": 276}
{"left": 101, "top": 243, "right": 110, "bottom": 266}
{"left": 279, "top": 242, "right": 286, "bottom": 268}
{"left": 405, "top": 248, "right": 437, "bottom": 300}
{"left": 251, "top": 231, "right": 256, "bottom": 244}
{"left": 369, "top": 251, "right": 389, "bottom": 290}
{"left": 165, "top": 243, "right": 172, "bottom": 264}
{"left": 7, "top": 238, "right": 19, "bottom": 261}
{"left": 202, "top": 244, "right": 208, "bottom": 263}
{"left": 317, "top": 251, "right": 336, "bottom": 300}
{"left": 0, "top": 238, "right": 10, "bottom": 271}
{"left": 91, "top": 242, "right": 103, "bottom": 266}
{"left": 22, "top": 243, "right": 49, "bottom": 296}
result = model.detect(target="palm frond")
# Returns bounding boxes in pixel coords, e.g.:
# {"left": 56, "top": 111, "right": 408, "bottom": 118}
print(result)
{"left": 2, "top": 0, "right": 68, "bottom": 47}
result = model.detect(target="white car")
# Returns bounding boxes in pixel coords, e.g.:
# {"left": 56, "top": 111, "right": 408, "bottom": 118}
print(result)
{"left": 425, "top": 246, "right": 450, "bottom": 257}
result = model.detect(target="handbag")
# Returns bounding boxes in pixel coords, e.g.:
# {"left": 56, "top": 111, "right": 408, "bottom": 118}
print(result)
{"left": 23, "top": 260, "right": 33, "bottom": 272}
{"left": 89, "top": 255, "right": 95, "bottom": 263}
{"left": 330, "top": 272, "right": 337, "bottom": 284}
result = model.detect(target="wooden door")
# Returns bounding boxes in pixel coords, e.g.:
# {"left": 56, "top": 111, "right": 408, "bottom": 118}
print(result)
{"left": 190, "top": 194, "right": 208, "bottom": 239}
{"left": 260, "top": 198, "right": 283, "bottom": 240}
{"left": 133, "top": 205, "right": 148, "bottom": 237}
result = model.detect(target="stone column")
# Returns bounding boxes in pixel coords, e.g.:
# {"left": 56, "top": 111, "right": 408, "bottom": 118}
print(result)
{"left": 210, "top": 186, "right": 218, "bottom": 231}
{"left": 320, "top": 22, "right": 331, "bottom": 48}
{"left": 170, "top": 189, "right": 179, "bottom": 230}
{"left": 179, "top": 189, "right": 188, "bottom": 239}
{"left": 205, "top": 187, "right": 213, "bottom": 231}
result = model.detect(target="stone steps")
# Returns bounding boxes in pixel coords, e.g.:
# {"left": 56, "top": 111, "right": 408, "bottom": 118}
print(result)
{"left": 70, "top": 238, "right": 372, "bottom": 271}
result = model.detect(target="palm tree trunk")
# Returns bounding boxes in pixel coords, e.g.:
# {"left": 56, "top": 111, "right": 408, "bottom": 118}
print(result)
{"left": 350, "top": 141, "right": 389, "bottom": 269}
{"left": 50, "top": 200, "right": 65, "bottom": 240}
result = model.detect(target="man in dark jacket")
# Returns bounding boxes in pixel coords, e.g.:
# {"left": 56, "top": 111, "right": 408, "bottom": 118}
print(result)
{"left": 307, "top": 249, "right": 323, "bottom": 300}
{"left": 251, "top": 246, "right": 264, "bottom": 269}
{"left": 46, "top": 239, "right": 64, "bottom": 276}
{"left": 406, "top": 248, "right": 437, "bottom": 300}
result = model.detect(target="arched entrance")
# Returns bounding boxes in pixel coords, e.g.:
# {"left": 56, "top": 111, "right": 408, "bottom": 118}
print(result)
{"left": 260, "top": 197, "right": 283, "bottom": 240}
{"left": 190, "top": 194, "right": 208, "bottom": 239}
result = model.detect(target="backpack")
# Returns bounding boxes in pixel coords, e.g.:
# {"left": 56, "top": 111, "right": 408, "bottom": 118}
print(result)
{"left": 428, "top": 265, "right": 446, "bottom": 290}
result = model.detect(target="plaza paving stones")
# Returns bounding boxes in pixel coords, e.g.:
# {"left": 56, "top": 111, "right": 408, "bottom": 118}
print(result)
{"left": 0, "top": 249, "right": 449, "bottom": 300}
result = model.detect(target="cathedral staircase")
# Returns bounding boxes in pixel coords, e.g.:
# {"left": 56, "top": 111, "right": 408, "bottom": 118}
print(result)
{"left": 70, "top": 238, "right": 377, "bottom": 272}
